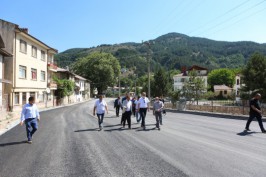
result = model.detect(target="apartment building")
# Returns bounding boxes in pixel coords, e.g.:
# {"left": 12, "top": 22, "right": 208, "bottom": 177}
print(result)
{"left": 74, "top": 74, "right": 86, "bottom": 102}
{"left": 173, "top": 65, "right": 208, "bottom": 91}
{"left": 0, "top": 19, "right": 58, "bottom": 111}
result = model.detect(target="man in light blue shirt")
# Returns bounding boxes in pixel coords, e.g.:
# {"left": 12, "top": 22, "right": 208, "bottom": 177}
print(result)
{"left": 20, "top": 96, "right": 40, "bottom": 144}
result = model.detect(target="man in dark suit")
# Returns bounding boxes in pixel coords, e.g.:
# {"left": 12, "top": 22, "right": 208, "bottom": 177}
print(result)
{"left": 114, "top": 96, "right": 121, "bottom": 117}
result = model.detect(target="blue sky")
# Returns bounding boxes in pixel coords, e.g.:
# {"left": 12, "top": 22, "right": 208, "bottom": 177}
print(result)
{"left": 1, "top": 0, "right": 266, "bottom": 52}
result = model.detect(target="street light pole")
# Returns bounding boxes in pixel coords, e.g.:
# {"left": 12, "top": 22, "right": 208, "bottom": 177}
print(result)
{"left": 143, "top": 41, "right": 152, "bottom": 101}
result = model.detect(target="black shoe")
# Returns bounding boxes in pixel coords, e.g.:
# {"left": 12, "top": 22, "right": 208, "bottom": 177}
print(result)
{"left": 262, "top": 130, "right": 266, "bottom": 133}
{"left": 245, "top": 128, "right": 251, "bottom": 131}
{"left": 158, "top": 127, "right": 160, "bottom": 131}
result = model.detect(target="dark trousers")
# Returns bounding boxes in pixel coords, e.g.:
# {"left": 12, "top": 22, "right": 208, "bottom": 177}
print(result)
{"left": 121, "top": 112, "right": 125, "bottom": 124}
{"left": 25, "top": 118, "right": 38, "bottom": 141}
{"left": 132, "top": 107, "right": 136, "bottom": 117}
{"left": 246, "top": 113, "right": 265, "bottom": 132}
{"left": 139, "top": 108, "right": 147, "bottom": 127}
{"left": 155, "top": 111, "right": 162, "bottom": 128}
{"left": 123, "top": 111, "right": 132, "bottom": 128}
{"left": 115, "top": 106, "right": 120, "bottom": 116}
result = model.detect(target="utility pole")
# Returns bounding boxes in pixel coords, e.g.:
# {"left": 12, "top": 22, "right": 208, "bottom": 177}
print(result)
{"left": 143, "top": 41, "right": 153, "bottom": 101}
{"left": 118, "top": 74, "right": 121, "bottom": 97}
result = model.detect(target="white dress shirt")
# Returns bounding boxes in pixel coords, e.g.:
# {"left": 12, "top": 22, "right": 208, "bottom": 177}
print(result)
{"left": 94, "top": 99, "right": 107, "bottom": 114}
{"left": 138, "top": 97, "right": 150, "bottom": 108}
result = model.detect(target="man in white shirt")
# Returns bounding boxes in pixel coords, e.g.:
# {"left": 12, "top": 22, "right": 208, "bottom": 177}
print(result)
{"left": 122, "top": 95, "right": 132, "bottom": 129}
{"left": 93, "top": 95, "right": 108, "bottom": 130}
{"left": 137, "top": 92, "right": 150, "bottom": 130}
{"left": 20, "top": 96, "right": 40, "bottom": 144}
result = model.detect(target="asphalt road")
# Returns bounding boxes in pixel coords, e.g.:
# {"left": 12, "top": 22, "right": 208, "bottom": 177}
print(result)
{"left": 0, "top": 99, "right": 266, "bottom": 177}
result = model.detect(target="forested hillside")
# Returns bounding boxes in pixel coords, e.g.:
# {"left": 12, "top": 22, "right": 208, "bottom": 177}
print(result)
{"left": 55, "top": 32, "right": 266, "bottom": 75}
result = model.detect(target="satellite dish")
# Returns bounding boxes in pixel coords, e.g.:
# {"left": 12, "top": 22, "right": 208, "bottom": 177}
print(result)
{"left": 46, "top": 88, "right": 51, "bottom": 93}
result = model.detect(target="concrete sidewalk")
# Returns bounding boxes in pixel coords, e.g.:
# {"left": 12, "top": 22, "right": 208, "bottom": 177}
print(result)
{"left": 0, "top": 100, "right": 91, "bottom": 136}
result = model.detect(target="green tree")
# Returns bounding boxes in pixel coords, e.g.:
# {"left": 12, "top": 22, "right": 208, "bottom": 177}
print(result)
{"left": 54, "top": 77, "right": 75, "bottom": 103}
{"left": 182, "top": 70, "right": 206, "bottom": 104}
{"left": 169, "top": 90, "right": 181, "bottom": 107}
{"left": 208, "top": 68, "right": 235, "bottom": 90}
{"left": 72, "top": 52, "right": 121, "bottom": 94}
{"left": 153, "top": 68, "right": 170, "bottom": 97}
{"left": 242, "top": 53, "right": 266, "bottom": 97}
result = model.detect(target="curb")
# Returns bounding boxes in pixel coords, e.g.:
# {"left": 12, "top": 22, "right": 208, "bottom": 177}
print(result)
{"left": 164, "top": 108, "right": 266, "bottom": 122}
{"left": 0, "top": 100, "right": 92, "bottom": 137}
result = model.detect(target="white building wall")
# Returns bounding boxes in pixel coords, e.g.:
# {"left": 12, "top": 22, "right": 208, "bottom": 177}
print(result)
{"left": 15, "top": 34, "right": 47, "bottom": 90}
{"left": 173, "top": 75, "right": 208, "bottom": 91}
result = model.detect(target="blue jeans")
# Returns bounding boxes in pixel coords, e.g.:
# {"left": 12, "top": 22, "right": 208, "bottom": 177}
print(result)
{"left": 97, "top": 113, "right": 105, "bottom": 128}
{"left": 25, "top": 118, "right": 38, "bottom": 141}
{"left": 136, "top": 111, "right": 140, "bottom": 122}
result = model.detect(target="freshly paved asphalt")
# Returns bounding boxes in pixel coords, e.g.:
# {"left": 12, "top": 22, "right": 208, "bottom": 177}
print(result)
{"left": 0, "top": 99, "right": 266, "bottom": 177}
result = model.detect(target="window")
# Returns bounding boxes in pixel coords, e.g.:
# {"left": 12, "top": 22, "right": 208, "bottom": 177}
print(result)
{"left": 181, "top": 78, "right": 185, "bottom": 82}
{"left": 30, "top": 92, "right": 35, "bottom": 98}
{"left": 48, "top": 54, "right": 54, "bottom": 62}
{"left": 31, "top": 68, "right": 37, "bottom": 80}
{"left": 15, "top": 92, "right": 19, "bottom": 104}
{"left": 41, "top": 50, "right": 45, "bottom": 61}
{"left": 32, "top": 46, "right": 37, "bottom": 58}
{"left": 41, "top": 71, "right": 45, "bottom": 81}
{"left": 224, "top": 90, "right": 227, "bottom": 95}
{"left": 22, "top": 92, "right": 26, "bottom": 105}
{"left": 19, "top": 65, "right": 26, "bottom": 79}
{"left": 20, "top": 40, "right": 27, "bottom": 53}
{"left": 38, "top": 93, "right": 44, "bottom": 102}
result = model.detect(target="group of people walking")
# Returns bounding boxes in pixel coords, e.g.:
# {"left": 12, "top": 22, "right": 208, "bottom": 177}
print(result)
{"left": 19, "top": 92, "right": 265, "bottom": 144}
{"left": 94, "top": 92, "right": 165, "bottom": 131}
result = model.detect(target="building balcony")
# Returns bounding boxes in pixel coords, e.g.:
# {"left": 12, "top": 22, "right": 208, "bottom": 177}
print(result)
{"left": 48, "top": 81, "right": 57, "bottom": 90}
{"left": 48, "top": 62, "right": 58, "bottom": 72}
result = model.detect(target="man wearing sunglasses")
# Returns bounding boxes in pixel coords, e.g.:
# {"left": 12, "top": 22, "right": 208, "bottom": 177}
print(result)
{"left": 137, "top": 92, "right": 150, "bottom": 130}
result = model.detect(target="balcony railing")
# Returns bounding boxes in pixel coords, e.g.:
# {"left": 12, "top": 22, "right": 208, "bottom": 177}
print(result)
{"left": 48, "top": 62, "right": 58, "bottom": 71}
{"left": 48, "top": 81, "right": 57, "bottom": 89}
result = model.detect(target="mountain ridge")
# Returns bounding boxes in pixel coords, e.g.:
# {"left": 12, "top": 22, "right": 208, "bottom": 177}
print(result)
{"left": 55, "top": 32, "right": 266, "bottom": 75}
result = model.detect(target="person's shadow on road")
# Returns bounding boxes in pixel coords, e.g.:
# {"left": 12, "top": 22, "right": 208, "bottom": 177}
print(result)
{"left": 136, "top": 127, "right": 158, "bottom": 132}
{"left": 74, "top": 128, "right": 100, "bottom": 132}
{"left": 0, "top": 140, "right": 28, "bottom": 147}
{"left": 237, "top": 130, "right": 258, "bottom": 136}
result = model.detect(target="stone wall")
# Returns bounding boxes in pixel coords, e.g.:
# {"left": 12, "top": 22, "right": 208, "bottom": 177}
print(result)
{"left": 186, "top": 104, "right": 266, "bottom": 116}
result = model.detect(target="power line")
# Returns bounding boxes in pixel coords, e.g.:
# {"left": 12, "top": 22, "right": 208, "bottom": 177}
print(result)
{"left": 197, "top": 0, "right": 266, "bottom": 37}
{"left": 188, "top": 0, "right": 251, "bottom": 35}
{"left": 165, "top": 0, "right": 206, "bottom": 33}
{"left": 151, "top": 0, "right": 187, "bottom": 37}
{"left": 152, "top": 0, "right": 195, "bottom": 37}
{"left": 207, "top": 5, "right": 266, "bottom": 38}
